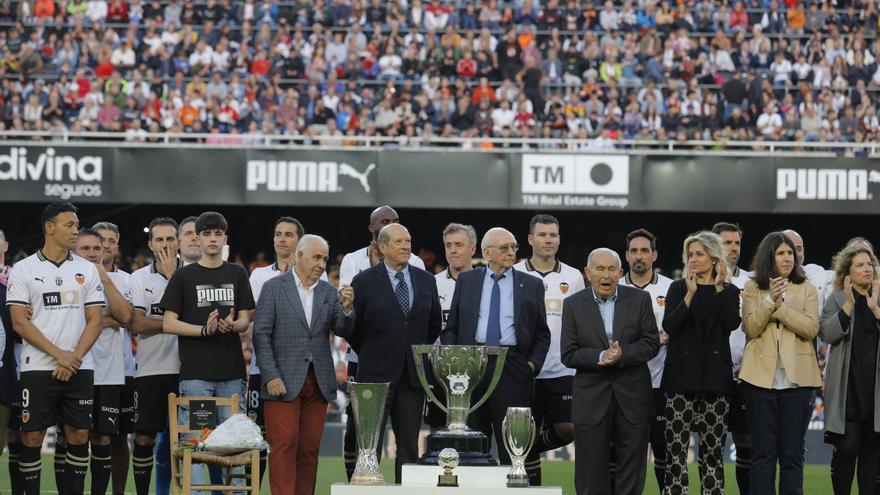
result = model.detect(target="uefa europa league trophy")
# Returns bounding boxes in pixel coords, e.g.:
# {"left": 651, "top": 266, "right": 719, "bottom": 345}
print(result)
{"left": 502, "top": 407, "right": 536, "bottom": 488}
{"left": 348, "top": 381, "right": 389, "bottom": 485}
{"left": 412, "top": 344, "right": 508, "bottom": 466}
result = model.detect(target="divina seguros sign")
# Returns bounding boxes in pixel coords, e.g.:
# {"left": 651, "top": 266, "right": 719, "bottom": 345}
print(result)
{"left": 0, "top": 147, "right": 106, "bottom": 200}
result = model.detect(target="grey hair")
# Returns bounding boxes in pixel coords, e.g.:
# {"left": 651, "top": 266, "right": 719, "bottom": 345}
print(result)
{"left": 296, "top": 234, "right": 329, "bottom": 255}
{"left": 92, "top": 221, "right": 120, "bottom": 240}
{"left": 0, "top": 229, "right": 5, "bottom": 243}
{"left": 443, "top": 223, "right": 478, "bottom": 246}
{"left": 587, "top": 248, "right": 621, "bottom": 268}
{"left": 681, "top": 231, "right": 730, "bottom": 281}
{"left": 481, "top": 227, "right": 515, "bottom": 251}
{"left": 377, "top": 224, "right": 410, "bottom": 244}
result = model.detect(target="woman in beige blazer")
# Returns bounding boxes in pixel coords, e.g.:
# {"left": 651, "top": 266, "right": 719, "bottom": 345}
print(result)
{"left": 820, "top": 245, "right": 880, "bottom": 494}
{"left": 741, "top": 231, "right": 821, "bottom": 495}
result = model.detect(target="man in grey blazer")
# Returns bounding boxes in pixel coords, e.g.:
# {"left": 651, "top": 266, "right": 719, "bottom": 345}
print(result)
{"left": 561, "top": 248, "right": 659, "bottom": 495}
{"left": 253, "top": 235, "right": 354, "bottom": 495}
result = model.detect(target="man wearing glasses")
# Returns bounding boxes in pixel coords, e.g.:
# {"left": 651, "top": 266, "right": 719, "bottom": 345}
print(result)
{"left": 442, "top": 227, "right": 551, "bottom": 469}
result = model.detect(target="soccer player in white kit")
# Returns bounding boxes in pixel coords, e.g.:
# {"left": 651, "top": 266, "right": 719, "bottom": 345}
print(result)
{"left": 92, "top": 221, "right": 136, "bottom": 495}
{"left": 339, "top": 206, "right": 424, "bottom": 480}
{"left": 425, "top": 223, "right": 477, "bottom": 431}
{"left": 514, "top": 214, "right": 585, "bottom": 486}
{"left": 6, "top": 201, "right": 105, "bottom": 495}
{"left": 712, "top": 221, "right": 753, "bottom": 495}
{"left": 73, "top": 227, "right": 133, "bottom": 495}
{"left": 619, "top": 229, "right": 673, "bottom": 492}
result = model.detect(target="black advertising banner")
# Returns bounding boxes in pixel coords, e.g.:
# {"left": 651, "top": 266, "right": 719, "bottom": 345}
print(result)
{"left": 640, "top": 156, "right": 776, "bottom": 213}
{"left": 1, "top": 144, "right": 878, "bottom": 217}
{"left": 379, "top": 151, "right": 509, "bottom": 209}
{"left": 0, "top": 145, "right": 112, "bottom": 203}
{"left": 508, "top": 153, "right": 643, "bottom": 210}
{"left": 114, "top": 147, "right": 246, "bottom": 205}
{"left": 243, "top": 149, "right": 378, "bottom": 207}
{"left": 772, "top": 157, "right": 880, "bottom": 214}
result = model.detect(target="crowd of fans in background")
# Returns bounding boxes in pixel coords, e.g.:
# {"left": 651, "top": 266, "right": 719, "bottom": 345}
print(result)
{"left": 2, "top": 0, "right": 880, "bottom": 149}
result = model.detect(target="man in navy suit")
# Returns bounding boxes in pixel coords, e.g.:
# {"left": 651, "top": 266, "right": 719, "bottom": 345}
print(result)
{"left": 338, "top": 223, "right": 442, "bottom": 484}
{"left": 441, "top": 227, "right": 551, "bottom": 466}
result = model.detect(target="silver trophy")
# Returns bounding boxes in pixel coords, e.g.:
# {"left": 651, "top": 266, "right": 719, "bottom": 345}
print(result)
{"left": 436, "top": 448, "right": 460, "bottom": 487}
{"left": 348, "top": 381, "right": 389, "bottom": 485}
{"left": 502, "top": 407, "right": 536, "bottom": 488}
{"left": 412, "top": 345, "right": 508, "bottom": 465}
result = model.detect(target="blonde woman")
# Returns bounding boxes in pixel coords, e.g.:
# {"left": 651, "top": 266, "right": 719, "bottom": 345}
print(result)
{"left": 740, "top": 232, "right": 821, "bottom": 495}
{"left": 821, "top": 245, "right": 880, "bottom": 494}
{"left": 662, "top": 231, "right": 741, "bottom": 495}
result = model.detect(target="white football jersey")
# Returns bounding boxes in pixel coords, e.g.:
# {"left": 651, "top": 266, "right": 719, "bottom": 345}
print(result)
{"left": 802, "top": 263, "right": 827, "bottom": 312}
{"left": 728, "top": 266, "right": 751, "bottom": 373}
{"left": 435, "top": 268, "right": 457, "bottom": 331}
{"left": 620, "top": 272, "right": 674, "bottom": 389}
{"left": 6, "top": 251, "right": 104, "bottom": 373}
{"left": 513, "top": 259, "right": 586, "bottom": 379}
{"left": 339, "top": 246, "right": 426, "bottom": 364}
{"left": 92, "top": 269, "right": 132, "bottom": 385}
{"left": 129, "top": 262, "right": 180, "bottom": 377}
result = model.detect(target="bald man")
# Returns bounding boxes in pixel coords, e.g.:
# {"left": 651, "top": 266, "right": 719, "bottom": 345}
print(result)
{"left": 441, "top": 227, "right": 551, "bottom": 468}
{"left": 336, "top": 224, "right": 441, "bottom": 484}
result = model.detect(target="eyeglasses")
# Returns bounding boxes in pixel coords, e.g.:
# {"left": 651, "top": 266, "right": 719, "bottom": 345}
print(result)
{"left": 490, "top": 243, "right": 519, "bottom": 253}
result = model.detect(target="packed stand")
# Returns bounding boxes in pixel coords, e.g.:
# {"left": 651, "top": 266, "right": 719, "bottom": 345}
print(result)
{"left": 1, "top": 0, "right": 880, "bottom": 149}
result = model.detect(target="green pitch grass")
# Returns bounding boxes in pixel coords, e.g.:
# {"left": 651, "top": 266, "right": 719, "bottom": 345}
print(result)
{"left": 0, "top": 456, "right": 835, "bottom": 494}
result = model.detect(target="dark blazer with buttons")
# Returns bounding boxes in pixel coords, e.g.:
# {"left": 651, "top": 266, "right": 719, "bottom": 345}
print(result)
{"left": 560, "top": 284, "right": 660, "bottom": 426}
{"left": 338, "top": 262, "right": 442, "bottom": 388}
{"left": 661, "top": 280, "right": 741, "bottom": 393}
{"left": 252, "top": 270, "right": 354, "bottom": 403}
{"left": 440, "top": 266, "right": 551, "bottom": 373}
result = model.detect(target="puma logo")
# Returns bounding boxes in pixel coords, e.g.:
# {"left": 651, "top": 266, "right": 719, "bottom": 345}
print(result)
{"left": 145, "top": 288, "right": 153, "bottom": 294}
{"left": 34, "top": 277, "right": 45, "bottom": 284}
{"left": 338, "top": 163, "right": 376, "bottom": 193}
{"left": 108, "top": 417, "right": 117, "bottom": 426}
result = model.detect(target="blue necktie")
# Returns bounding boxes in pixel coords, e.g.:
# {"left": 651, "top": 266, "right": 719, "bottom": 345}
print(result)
{"left": 395, "top": 271, "right": 409, "bottom": 317}
{"left": 486, "top": 273, "right": 504, "bottom": 346}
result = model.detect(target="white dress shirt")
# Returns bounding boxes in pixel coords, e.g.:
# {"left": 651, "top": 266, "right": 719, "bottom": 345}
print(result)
{"left": 296, "top": 273, "right": 317, "bottom": 328}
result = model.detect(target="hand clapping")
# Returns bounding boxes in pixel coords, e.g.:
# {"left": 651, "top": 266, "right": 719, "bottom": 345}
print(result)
{"left": 599, "top": 341, "right": 622, "bottom": 367}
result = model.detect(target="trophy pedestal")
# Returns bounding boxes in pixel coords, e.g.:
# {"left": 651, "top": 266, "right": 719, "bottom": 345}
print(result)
{"left": 419, "top": 430, "right": 497, "bottom": 466}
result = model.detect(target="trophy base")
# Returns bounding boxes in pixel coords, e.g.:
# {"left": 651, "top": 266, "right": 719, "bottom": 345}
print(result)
{"left": 350, "top": 473, "right": 385, "bottom": 486}
{"left": 437, "top": 473, "right": 459, "bottom": 487}
{"left": 419, "top": 430, "right": 497, "bottom": 466}
{"left": 507, "top": 474, "right": 530, "bottom": 488}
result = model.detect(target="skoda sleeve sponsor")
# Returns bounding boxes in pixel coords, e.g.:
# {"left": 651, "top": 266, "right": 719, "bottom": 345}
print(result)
{"left": 513, "top": 153, "right": 635, "bottom": 210}
{"left": 0, "top": 146, "right": 109, "bottom": 200}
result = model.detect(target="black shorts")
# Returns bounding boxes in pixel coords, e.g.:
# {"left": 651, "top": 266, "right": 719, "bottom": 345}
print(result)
{"left": 19, "top": 370, "right": 94, "bottom": 432}
{"left": 7, "top": 376, "right": 21, "bottom": 431}
{"left": 246, "top": 374, "right": 264, "bottom": 427}
{"left": 134, "top": 374, "right": 179, "bottom": 435}
{"left": 118, "top": 376, "right": 136, "bottom": 435}
{"left": 533, "top": 376, "right": 574, "bottom": 427}
{"left": 92, "top": 385, "right": 122, "bottom": 436}
{"left": 727, "top": 382, "right": 749, "bottom": 435}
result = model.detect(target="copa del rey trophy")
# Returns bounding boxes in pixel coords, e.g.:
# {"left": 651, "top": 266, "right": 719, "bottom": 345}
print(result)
{"left": 412, "top": 344, "right": 508, "bottom": 466}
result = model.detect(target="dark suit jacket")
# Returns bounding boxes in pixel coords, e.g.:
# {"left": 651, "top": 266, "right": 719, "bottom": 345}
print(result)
{"left": 441, "top": 266, "right": 551, "bottom": 373}
{"left": 560, "top": 284, "right": 660, "bottom": 426}
{"left": 339, "top": 262, "right": 442, "bottom": 388}
{"left": 252, "top": 271, "right": 354, "bottom": 403}
{"left": 661, "top": 280, "right": 740, "bottom": 393}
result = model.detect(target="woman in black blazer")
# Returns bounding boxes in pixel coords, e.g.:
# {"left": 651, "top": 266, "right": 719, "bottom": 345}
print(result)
{"left": 662, "top": 231, "right": 742, "bottom": 495}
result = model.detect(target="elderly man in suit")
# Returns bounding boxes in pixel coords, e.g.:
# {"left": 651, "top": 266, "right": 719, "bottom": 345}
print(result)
{"left": 338, "top": 223, "right": 442, "bottom": 484}
{"left": 442, "top": 227, "right": 551, "bottom": 467}
{"left": 561, "top": 248, "right": 659, "bottom": 495}
{"left": 252, "top": 235, "right": 354, "bottom": 495}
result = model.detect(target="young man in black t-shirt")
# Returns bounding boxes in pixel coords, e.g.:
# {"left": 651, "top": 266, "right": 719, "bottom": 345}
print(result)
{"left": 159, "top": 211, "right": 254, "bottom": 489}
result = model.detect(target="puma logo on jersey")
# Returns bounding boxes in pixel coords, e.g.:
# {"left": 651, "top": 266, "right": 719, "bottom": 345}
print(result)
{"left": 145, "top": 288, "right": 153, "bottom": 294}
{"left": 34, "top": 277, "right": 45, "bottom": 284}
{"left": 196, "top": 284, "right": 235, "bottom": 307}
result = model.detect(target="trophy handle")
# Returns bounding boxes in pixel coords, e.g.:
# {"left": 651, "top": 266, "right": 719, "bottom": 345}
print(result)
{"left": 468, "top": 346, "right": 508, "bottom": 414}
{"left": 411, "top": 344, "right": 448, "bottom": 414}
{"left": 501, "top": 415, "right": 512, "bottom": 457}
{"left": 525, "top": 416, "right": 536, "bottom": 457}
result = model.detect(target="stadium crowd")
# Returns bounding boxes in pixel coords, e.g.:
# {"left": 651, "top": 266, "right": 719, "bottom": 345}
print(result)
{"left": 2, "top": 0, "right": 880, "bottom": 147}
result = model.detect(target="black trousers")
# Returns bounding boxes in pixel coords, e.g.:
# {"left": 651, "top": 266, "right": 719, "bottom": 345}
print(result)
{"left": 574, "top": 394, "right": 649, "bottom": 495}
{"left": 830, "top": 418, "right": 880, "bottom": 495}
{"left": 467, "top": 351, "right": 535, "bottom": 465}
{"left": 374, "top": 372, "right": 425, "bottom": 485}
{"left": 742, "top": 383, "right": 813, "bottom": 495}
